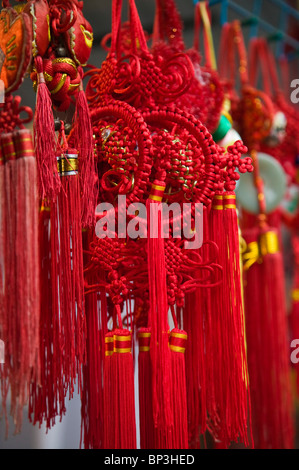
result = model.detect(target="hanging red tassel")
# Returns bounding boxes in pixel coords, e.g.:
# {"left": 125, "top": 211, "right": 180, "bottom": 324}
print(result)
{"left": 104, "top": 314, "right": 136, "bottom": 449}
{"left": 14, "top": 129, "right": 41, "bottom": 383}
{"left": 73, "top": 69, "right": 97, "bottom": 228}
{"left": 80, "top": 290, "right": 101, "bottom": 448}
{"left": 103, "top": 331, "right": 114, "bottom": 449}
{"left": 207, "top": 192, "right": 225, "bottom": 436}
{"left": 80, "top": 286, "right": 104, "bottom": 449}
{"left": 243, "top": 224, "right": 294, "bottom": 449}
{"left": 184, "top": 207, "right": 212, "bottom": 449}
{"left": 33, "top": 56, "right": 60, "bottom": 201}
{"left": 80, "top": 238, "right": 108, "bottom": 449}
{"left": 0, "top": 144, "right": 4, "bottom": 329}
{"left": 146, "top": 179, "right": 173, "bottom": 447}
{"left": 137, "top": 327, "right": 154, "bottom": 449}
{"left": 184, "top": 286, "right": 206, "bottom": 449}
{"left": 169, "top": 328, "right": 188, "bottom": 449}
{"left": 0, "top": 137, "right": 8, "bottom": 435}
{"left": 55, "top": 145, "right": 86, "bottom": 392}
{"left": 241, "top": 146, "right": 294, "bottom": 449}
{"left": 0, "top": 131, "right": 40, "bottom": 433}
{"left": 2, "top": 134, "right": 18, "bottom": 422}
{"left": 208, "top": 188, "right": 251, "bottom": 447}
{"left": 29, "top": 202, "right": 65, "bottom": 429}
{"left": 29, "top": 136, "right": 86, "bottom": 429}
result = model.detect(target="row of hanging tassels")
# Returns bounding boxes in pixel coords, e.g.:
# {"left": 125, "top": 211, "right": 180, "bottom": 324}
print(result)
{"left": 0, "top": 0, "right": 298, "bottom": 450}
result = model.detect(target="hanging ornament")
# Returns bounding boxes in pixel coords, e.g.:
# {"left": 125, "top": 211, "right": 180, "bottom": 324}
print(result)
{"left": 27, "top": 0, "right": 97, "bottom": 430}
{"left": 82, "top": 0, "right": 254, "bottom": 450}
{"left": 221, "top": 20, "right": 295, "bottom": 449}
{"left": 0, "top": 128, "right": 40, "bottom": 435}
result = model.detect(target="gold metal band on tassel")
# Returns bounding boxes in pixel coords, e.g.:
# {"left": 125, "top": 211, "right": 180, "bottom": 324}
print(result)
{"left": 113, "top": 333, "right": 132, "bottom": 354}
{"left": 212, "top": 194, "right": 223, "bottom": 210}
{"left": 149, "top": 182, "right": 165, "bottom": 202}
{"left": 13, "top": 133, "right": 35, "bottom": 159}
{"left": 169, "top": 345, "right": 186, "bottom": 353}
{"left": 242, "top": 231, "right": 279, "bottom": 271}
{"left": 138, "top": 331, "right": 151, "bottom": 352}
{"left": 169, "top": 330, "right": 187, "bottom": 354}
{"left": 139, "top": 346, "right": 150, "bottom": 352}
{"left": 292, "top": 289, "right": 299, "bottom": 302}
{"left": 114, "top": 347, "right": 131, "bottom": 353}
{"left": 105, "top": 335, "right": 114, "bottom": 357}
{"left": 170, "top": 332, "right": 187, "bottom": 340}
{"left": 138, "top": 330, "right": 151, "bottom": 352}
{"left": 223, "top": 194, "right": 237, "bottom": 210}
{"left": 57, "top": 154, "right": 78, "bottom": 176}
{"left": 259, "top": 231, "right": 279, "bottom": 257}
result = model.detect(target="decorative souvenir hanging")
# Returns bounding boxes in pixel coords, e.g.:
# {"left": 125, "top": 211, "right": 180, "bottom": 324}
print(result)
{"left": 82, "top": 0, "right": 253, "bottom": 450}
{"left": 220, "top": 20, "right": 294, "bottom": 449}
{"left": 27, "top": 0, "right": 97, "bottom": 430}
{"left": 0, "top": 0, "right": 41, "bottom": 433}
{"left": 151, "top": 0, "right": 224, "bottom": 135}
{"left": 0, "top": 0, "right": 97, "bottom": 433}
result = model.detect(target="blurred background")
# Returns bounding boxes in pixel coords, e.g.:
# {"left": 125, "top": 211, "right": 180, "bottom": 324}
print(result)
{"left": 0, "top": 0, "right": 299, "bottom": 449}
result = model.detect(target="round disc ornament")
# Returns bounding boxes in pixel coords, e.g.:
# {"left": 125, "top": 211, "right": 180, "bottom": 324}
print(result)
{"left": 235, "top": 152, "right": 287, "bottom": 214}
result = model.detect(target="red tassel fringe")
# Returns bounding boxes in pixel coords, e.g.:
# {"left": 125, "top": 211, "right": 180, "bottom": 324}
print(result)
{"left": 104, "top": 328, "right": 136, "bottom": 449}
{"left": 208, "top": 192, "right": 251, "bottom": 447}
{"left": 243, "top": 226, "right": 294, "bottom": 449}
